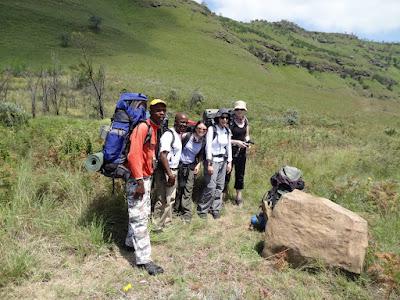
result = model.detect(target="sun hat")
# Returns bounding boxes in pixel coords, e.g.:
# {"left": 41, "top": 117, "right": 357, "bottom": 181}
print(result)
{"left": 149, "top": 99, "right": 167, "bottom": 107}
{"left": 233, "top": 100, "right": 247, "bottom": 111}
{"left": 215, "top": 108, "right": 231, "bottom": 118}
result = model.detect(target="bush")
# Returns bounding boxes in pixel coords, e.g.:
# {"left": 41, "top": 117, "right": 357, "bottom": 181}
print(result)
{"left": 88, "top": 15, "right": 102, "bottom": 32}
{"left": 0, "top": 102, "right": 29, "bottom": 127}
{"left": 59, "top": 32, "right": 71, "bottom": 47}
{"left": 167, "top": 89, "right": 179, "bottom": 102}
{"left": 384, "top": 127, "right": 397, "bottom": 136}
{"left": 283, "top": 109, "right": 299, "bottom": 126}
{"left": 188, "top": 90, "right": 204, "bottom": 108}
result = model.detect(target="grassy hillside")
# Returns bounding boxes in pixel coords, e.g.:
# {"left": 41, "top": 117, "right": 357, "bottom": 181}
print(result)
{"left": 0, "top": 0, "right": 399, "bottom": 298}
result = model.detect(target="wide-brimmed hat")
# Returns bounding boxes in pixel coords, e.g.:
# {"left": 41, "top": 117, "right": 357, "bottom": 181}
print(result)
{"left": 233, "top": 100, "right": 247, "bottom": 111}
{"left": 215, "top": 108, "right": 231, "bottom": 118}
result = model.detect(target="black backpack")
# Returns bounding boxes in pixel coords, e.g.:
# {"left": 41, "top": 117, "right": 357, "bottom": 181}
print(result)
{"left": 263, "top": 166, "right": 305, "bottom": 208}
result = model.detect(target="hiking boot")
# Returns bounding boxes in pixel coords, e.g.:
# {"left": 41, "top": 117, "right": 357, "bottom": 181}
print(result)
{"left": 212, "top": 213, "right": 221, "bottom": 219}
{"left": 137, "top": 261, "right": 164, "bottom": 276}
{"left": 235, "top": 198, "right": 243, "bottom": 207}
{"left": 198, "top": 213, "right": 207, "bottom": 219}
{"left": 123, "top": 244, "right": 135, "bottom": 252}
{"left": 182, "top": 216, "right": 192, "bottom": 223}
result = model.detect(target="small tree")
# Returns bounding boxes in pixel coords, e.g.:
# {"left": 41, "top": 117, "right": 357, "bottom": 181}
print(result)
{"left": 0, "top": 69, "right": 11, "bottom": 102}
{"left": 73, "top": 33, "right": 106, "bottom": 119}
{"left": 40, "top": 70, "right": 50, "bottom": 113}
{"left": 60, "top": 32, "right": 71, "bottom": 47}
{"left": 49, "top": 53, "right": 63, "bottom": 115}
{"left": 25, "top": 70, "right": 42, "bottom": 118}
{"left": 88, "top": 15, "right": 102, "bottom": 32}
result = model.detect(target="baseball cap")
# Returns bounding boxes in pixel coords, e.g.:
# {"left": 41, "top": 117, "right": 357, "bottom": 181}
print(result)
{"left": 149, "top": 99, "right": 167, "bottom": 107}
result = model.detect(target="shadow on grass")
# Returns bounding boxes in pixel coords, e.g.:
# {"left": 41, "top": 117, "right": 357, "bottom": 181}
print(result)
{"left": 254, "top": 240, "right": 264, "bottom": 256}
{"left": 79, "top": 187, "right": 137, "bottom": 266}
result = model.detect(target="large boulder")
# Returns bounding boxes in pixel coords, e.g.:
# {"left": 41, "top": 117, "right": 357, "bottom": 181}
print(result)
{"left": 262, "top": 190, "right": 368, "bottom": 274}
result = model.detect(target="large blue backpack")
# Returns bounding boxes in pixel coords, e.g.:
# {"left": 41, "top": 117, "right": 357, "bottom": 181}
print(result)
{"left": 101, "top": 92, "right": 151, "bottom": 180}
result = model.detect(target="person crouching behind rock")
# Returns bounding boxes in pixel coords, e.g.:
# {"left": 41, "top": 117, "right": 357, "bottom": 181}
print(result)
{"left": 197, "top": 109, "right": 232, "bottom": 219}
{"left": 174, "top": 121, "right": 207, "bottom": 222}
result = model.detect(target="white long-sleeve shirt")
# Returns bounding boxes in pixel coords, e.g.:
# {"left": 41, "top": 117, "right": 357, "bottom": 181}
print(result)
{"left": 205, "top": 125, "right": 232, "bottom": 163}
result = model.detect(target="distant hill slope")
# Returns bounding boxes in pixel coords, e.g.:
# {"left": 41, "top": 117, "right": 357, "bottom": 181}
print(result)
{"left": 1, "top": 0, "right": 400, "bottom": 117}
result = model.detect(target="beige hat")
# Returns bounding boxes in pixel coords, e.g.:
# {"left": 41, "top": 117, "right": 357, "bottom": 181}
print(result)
{"left": 234, "top": 100, "right": 247, "bottom": 111}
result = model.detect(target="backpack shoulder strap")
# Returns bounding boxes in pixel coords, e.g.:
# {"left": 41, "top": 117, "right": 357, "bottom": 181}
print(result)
{"left": 212, "top": 125, "right": 217, "bottom": 141}
{"left": 165, "top": 128, "right": 175, "bottom": 149}
{"left": 182, "top": 132, "right": 192, "bottom": 149}
{"left": 142, "top": 120, "right": 153, "bottom": 145}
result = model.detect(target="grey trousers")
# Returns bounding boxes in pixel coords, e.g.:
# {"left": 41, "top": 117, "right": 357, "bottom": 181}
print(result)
{"left": 175, "top": 165, "right": 195, "bottom": 220}
{"left": 197, "top": 160, "right": 227, "bottom": 217}
{"left": 125, "top": 177, "right": 152, "bottom": 265}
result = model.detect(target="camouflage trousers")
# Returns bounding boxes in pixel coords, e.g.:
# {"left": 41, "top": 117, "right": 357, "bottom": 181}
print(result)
{"left": 125, "top": 177, "right": 152, "bottom": 265}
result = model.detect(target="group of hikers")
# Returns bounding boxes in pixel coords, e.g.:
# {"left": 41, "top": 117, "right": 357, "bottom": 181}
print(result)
{"left": 123, "top": 97, "right": 251, "bottom": 275}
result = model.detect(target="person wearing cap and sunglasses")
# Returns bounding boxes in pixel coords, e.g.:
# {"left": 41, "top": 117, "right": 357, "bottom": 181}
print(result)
{"left": 224, "top": 100, "right": 251, "bottom": 206}
{"left": 197, "top": 109, "right": 232, "bottom": 219}
{"left": 125, "top": 98, "right": 166, "bottom": 276}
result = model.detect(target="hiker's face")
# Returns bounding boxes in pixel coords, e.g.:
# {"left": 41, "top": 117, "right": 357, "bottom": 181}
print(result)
{"left": 195, "top": 123, "right": 207, "bottom": 137}
{"left": 174, "top": 115, "right": 188, "bottom": 133}
{"left": 150, "top": 104, "right": 166, "bottom": 125}
{"left": 234, "top": 108, "right": 246, "bottom": 118}
{"left": 219, "top": 114, "right": 229, "bottom": 127}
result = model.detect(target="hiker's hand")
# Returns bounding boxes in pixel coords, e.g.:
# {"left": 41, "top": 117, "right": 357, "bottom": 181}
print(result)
{"left": 134, "top": 180, "right": 145, "bottom": 199}
{"left": 194, "top": 164, "right": 200, "bottom": 175}
{"left": 237, "top": 141, "right": 249, "bottom": 148}
{"left": 226, "top": 162, "right": 232, "bottom": 174}
{"left": 207, "top": 165, "right": 213, "bottom": 176}
{"left": 167, "top": 173, "right": 176, "bottom": 187}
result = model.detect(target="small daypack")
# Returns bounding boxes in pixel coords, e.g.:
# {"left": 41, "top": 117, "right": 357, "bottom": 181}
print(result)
{"left": 101, "top": 92, "right": 150, "bottom": 180}
{"left": 263, "top": 166, "right": 305, "bottom": 208}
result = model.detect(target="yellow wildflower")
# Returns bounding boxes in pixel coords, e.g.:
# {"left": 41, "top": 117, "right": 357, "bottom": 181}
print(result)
{"left": 123, "top": 283, "right": 132, "bottom": 292}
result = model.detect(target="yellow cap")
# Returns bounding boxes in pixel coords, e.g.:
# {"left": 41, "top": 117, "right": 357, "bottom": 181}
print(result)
{"left": 149, "top": 99, "right": 167, "bottom": 107}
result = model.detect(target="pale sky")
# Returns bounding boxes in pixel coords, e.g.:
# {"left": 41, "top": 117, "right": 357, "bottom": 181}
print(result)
{"left": 195, "top": 0, "right": 400, "bottom": 42}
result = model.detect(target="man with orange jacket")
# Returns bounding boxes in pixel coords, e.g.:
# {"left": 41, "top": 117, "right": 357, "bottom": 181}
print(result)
{"left": 125, "top": 99, "right": 166, "bottom": 275}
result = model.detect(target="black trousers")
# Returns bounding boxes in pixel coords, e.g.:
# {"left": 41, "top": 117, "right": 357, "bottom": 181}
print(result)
{"left": 224, "top": 148, "right": 247, "bottom": 191}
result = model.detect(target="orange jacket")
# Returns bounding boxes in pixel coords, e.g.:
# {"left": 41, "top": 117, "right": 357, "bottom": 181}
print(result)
{"left": 127, "top": 119, "right": 159, "bottom": 180}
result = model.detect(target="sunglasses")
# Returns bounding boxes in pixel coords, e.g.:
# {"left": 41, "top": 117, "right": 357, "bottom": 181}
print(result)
{"left": 220, "top": 116, "right": 229, "bottom": 120}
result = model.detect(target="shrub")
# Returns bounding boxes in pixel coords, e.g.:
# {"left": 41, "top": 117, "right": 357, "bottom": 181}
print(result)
{"left": 167, "top": 89, "right": 179, "bottom": 102}
{"left": 283, "top": 109, "right": 299, "bottom": 126}
{"left": 88, "top": 15, "right": 102, "bottom": 32}
{"left": 384, "top": 127, "right": 397, "bottom": 136}
{"left": 49, "top": 129, "right": 93, "bottom": 169}
{"left": 188, "top": 90, "right": 204, "bottom": 108}
{"left": 368, "top": 180, "right": 399, "bottom": 215}
{"left": 59, "top": 32, "right": 71, "bottom": 47}
{"left": 0, "top": 102, "right": 29, "bottom": 127}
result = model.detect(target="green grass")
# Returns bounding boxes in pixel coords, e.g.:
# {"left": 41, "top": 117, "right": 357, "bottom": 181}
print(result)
{"left": 0, "top": 0, "right": 400, "bottom": 298}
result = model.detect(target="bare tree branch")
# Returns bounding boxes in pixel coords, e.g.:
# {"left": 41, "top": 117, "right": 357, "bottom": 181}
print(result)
{"left": 25, "top": 70, "right": 42, "bottom": 118}
{"left": 72, "top": 33, "right": 105, "bottom": 119}
{"left": 0, "top": 69, "right": 12, "bottom": 102}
